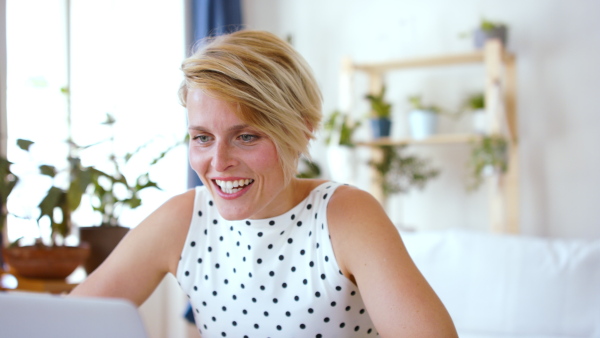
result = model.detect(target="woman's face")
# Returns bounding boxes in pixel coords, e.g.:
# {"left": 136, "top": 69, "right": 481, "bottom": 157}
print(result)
{"left": 187, "top": 89, "right": 292, "bottom": 220}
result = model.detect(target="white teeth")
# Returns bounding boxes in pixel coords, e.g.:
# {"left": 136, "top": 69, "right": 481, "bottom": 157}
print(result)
{"left": 215, "top": 179, "right": 254, "bottom": 194}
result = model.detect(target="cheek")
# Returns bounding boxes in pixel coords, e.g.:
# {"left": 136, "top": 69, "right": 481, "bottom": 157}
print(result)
{"left": 188, "top": 148, "right": 208, "bottom": 173}
{"left": 250, "top": 146, "right": 282, "bottom": 175}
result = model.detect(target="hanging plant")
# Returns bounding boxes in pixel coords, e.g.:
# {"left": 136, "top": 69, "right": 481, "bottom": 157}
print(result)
{"left": 466, "top": 134, "right": 509, "bottom": 190}
{"left": 368, "top": 145, "right": 440, "bottom": 198}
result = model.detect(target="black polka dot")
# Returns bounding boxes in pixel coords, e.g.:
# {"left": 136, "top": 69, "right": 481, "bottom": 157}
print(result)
{"left": 213, "top": 219, "right": 218, "bottom": 224}
{"left": 209, "top": 200, "right": 213, "bottom": 206}
{"left": 307, "top": 204, "right": 312, "bottom": 209}
{"left": 198, "top": 211, "right": 203, "bottom": 217}
{"left": 190, "top": 241, "right": 196, "bottom": 247}
{"left": 291, "top": 214, "right": 295, "bottom": 220}
{"left": 287, "top": 238, "right": 293, "bottom": 244}
{"left": 297, "top": 221, "right": 302, "bottom": 227}
{"left": 279, "top": 255, "right": 284, "bottom": 261}
{"left": 269, "top": 220, "right": 275, "bottom": 226}
{"left": 300, "top": 323, "right": 306, "bottom": 329}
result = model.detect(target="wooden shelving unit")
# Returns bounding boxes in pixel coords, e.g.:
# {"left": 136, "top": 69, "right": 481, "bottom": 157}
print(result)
{"left": 341, "top": 40, "right": 519, "bottom": 233}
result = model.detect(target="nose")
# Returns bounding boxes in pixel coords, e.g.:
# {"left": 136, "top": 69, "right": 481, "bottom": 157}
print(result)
{"left": 211, "top": 141, "right": 237, "bottom": 172}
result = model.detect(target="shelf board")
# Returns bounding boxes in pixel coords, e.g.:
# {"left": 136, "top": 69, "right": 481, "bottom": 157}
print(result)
{"left": 354, "top": 133, "right": 480, "bottom": 147}
{"left": 351, "top": 49, "right": 514, "bottom": 73}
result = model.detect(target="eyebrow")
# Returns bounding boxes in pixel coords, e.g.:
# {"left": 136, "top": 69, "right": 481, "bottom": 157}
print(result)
{"left": 187, "top": 123, "right": 252, "bottom": 133}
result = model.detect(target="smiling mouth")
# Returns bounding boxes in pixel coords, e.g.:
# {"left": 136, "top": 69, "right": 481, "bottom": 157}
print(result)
{"left": 214, "top": 179, "right": 254, "bottom": 194}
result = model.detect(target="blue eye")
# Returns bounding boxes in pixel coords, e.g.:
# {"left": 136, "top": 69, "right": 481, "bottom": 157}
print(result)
{"left": 194, "top": 135, "right": 212, "bottom": 143}
{"left": 239, "top": 134, "right": 258, "bottom": 142}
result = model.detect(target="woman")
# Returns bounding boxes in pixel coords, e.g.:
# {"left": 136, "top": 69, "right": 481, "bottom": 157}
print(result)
{"left": 70, "top": 30, "right": 457, "bottom": 337}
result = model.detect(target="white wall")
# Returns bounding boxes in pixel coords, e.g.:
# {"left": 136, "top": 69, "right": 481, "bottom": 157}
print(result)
{"left": 241, "top": 0, "right": 600, "bottom": 239}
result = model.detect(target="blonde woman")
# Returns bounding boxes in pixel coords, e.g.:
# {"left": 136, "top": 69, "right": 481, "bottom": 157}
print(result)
{"left": 71, "top": 30, "right": 457, "bottom": 337}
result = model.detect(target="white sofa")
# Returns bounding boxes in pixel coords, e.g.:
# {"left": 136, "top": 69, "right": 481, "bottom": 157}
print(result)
{"left": 401, "top": 229, "right": 600, "bottom": 338}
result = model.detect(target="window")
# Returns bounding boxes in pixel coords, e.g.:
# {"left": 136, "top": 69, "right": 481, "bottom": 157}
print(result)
{"left": 6, "top": 0, "right": 187, "bottom": 244}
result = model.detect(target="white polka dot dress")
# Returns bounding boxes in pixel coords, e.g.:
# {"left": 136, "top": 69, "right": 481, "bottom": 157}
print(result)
{"left": 177, "top": 181, "right": 378, "bottom": 337}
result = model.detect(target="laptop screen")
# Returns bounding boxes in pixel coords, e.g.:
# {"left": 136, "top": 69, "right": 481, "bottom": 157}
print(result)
{"left": 0, "top": 291, "right": 148, "bottom": 338}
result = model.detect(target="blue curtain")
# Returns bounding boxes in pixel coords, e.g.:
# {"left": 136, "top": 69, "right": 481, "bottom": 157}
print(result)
{"left": 186, "top": 0, "right": 243, "bottom": 189}
{"left": 184, "top": 0, "right": 242, "bottom": 325}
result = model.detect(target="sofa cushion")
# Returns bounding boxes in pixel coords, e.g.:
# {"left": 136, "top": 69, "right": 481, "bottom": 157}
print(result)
{"left": 401, "top": 229, "right": 600, "bottom": 337}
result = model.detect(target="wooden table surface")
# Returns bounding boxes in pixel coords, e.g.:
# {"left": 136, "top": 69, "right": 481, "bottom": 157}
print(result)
{"left": 1, "top": 267, "right": 86, "bottom": 294}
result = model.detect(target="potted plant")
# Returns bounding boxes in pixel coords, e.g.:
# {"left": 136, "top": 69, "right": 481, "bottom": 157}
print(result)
{"left": 0, "top": 155, "right": 20, "bottom": 270}
{"left": 365, "top": 86, "right": 392, "bottom": 139}
{"left": 322, "top": 110, "right": 362, "bottom": 184}
{"left": 407, "top": 95, "right": 442, "bottom": 139}
{"left": 466, "top": 134, "right": 508, "bottom": 191}
{"left": 1, "top": 116, "right": 182, "bottom": 278}
{"left": 368, "top": 145, "right": 440, "bottom": 202}
{"left": 463, "top": 92, "right": 487, "bottom": 134}
{"left": 1, "top": 138, "right": 94, "bottom": 279}
{"left": 79, "top": 114, "right": 183, "bottom": 274}
{"left": 473, "top": 19, "right": 508, "bottom": 49}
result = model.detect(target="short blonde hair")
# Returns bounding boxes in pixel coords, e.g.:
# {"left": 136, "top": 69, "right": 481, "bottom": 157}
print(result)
{"left": 179, "top": 30, "right": 322, "bottom": 183}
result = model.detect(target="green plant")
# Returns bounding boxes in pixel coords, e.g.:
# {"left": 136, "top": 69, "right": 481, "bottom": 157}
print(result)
{"left": 467, "top": 134, "right": 508, "bottom": 190}
{"left": 408, "top": 95, "right": 442, "bottom": 113}
{"left": 89, "top": 114, "right": 183, "bottom": 227}
{"left": 368, "top": 145, "right": 440, "bottom": 198}
{"left": 4, "top": 120, "right": 182, "bottom": 246}
{"left": 323, "top": 110, "right": 361, "bottom": 147}
{"left": 479, "top": 18, "right": 507, "bottom": 32}
{"left": 0, "top": 155, "right": 19, "bottom": 233}
{"left": 365, "top": 86, "right": 392, "bottom": 119}
{"left": 296, "top": 158, "right": 321, "bottom": 179}
{"left": 464, "top": 92, "right": 485, "bottom": 111}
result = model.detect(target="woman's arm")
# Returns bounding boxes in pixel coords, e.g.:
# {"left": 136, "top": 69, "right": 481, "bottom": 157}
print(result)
{"left": 327, "top": 186, "right": 458, "bottom": 337}
{"left": 69, "top": 189, "right": 195, "bottom": 306}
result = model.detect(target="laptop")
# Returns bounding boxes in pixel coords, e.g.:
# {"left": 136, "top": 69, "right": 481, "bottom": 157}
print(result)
{"left": 0, "top": 291, "right": 149, "bottom": 338}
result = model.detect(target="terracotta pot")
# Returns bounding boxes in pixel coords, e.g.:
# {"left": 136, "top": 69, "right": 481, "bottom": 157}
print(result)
{"left": 79, "top": 226, "right": 129, "bottom": 275}
{"left": 2, "top": 243, "right": 90, "bottom": 279}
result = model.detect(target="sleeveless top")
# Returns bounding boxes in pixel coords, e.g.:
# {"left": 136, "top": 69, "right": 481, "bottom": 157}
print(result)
{"left": 176, "top": 181, "right": 378, "bottom": 337}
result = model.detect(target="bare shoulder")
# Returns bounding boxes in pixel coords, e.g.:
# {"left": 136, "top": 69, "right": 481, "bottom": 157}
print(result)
{"left": 326, "top": 184, "right": 458, "bottom": 336}
{"left": 326, "top": 185, "right": 398, "bottom": 278}
{"left": 132, "top": 188, "right": 197, "bottom": 271}
{"left": 69, "top": 188, "right": 197, "bottom": 305}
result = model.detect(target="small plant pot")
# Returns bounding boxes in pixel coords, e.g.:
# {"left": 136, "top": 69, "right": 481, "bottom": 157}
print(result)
{"left": 474, "top": 26, "right": 508, "bottom": 49}
{"left": 370, "top": 118, "right": 392, "bottom": 139}
{"left": 409, "top": 110, "right": 438, "bottom": 139}
{"left": 472, "top": 109, "right": 487, "bottom": 134}
{"left": 79, "top": 225, "right": 129, "bottom": 275}
{"left": 2, "top": 243, "right": 90, "bottom": 279}
{"left": 327, "top": 146, "right": 357, "bottom": 185}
